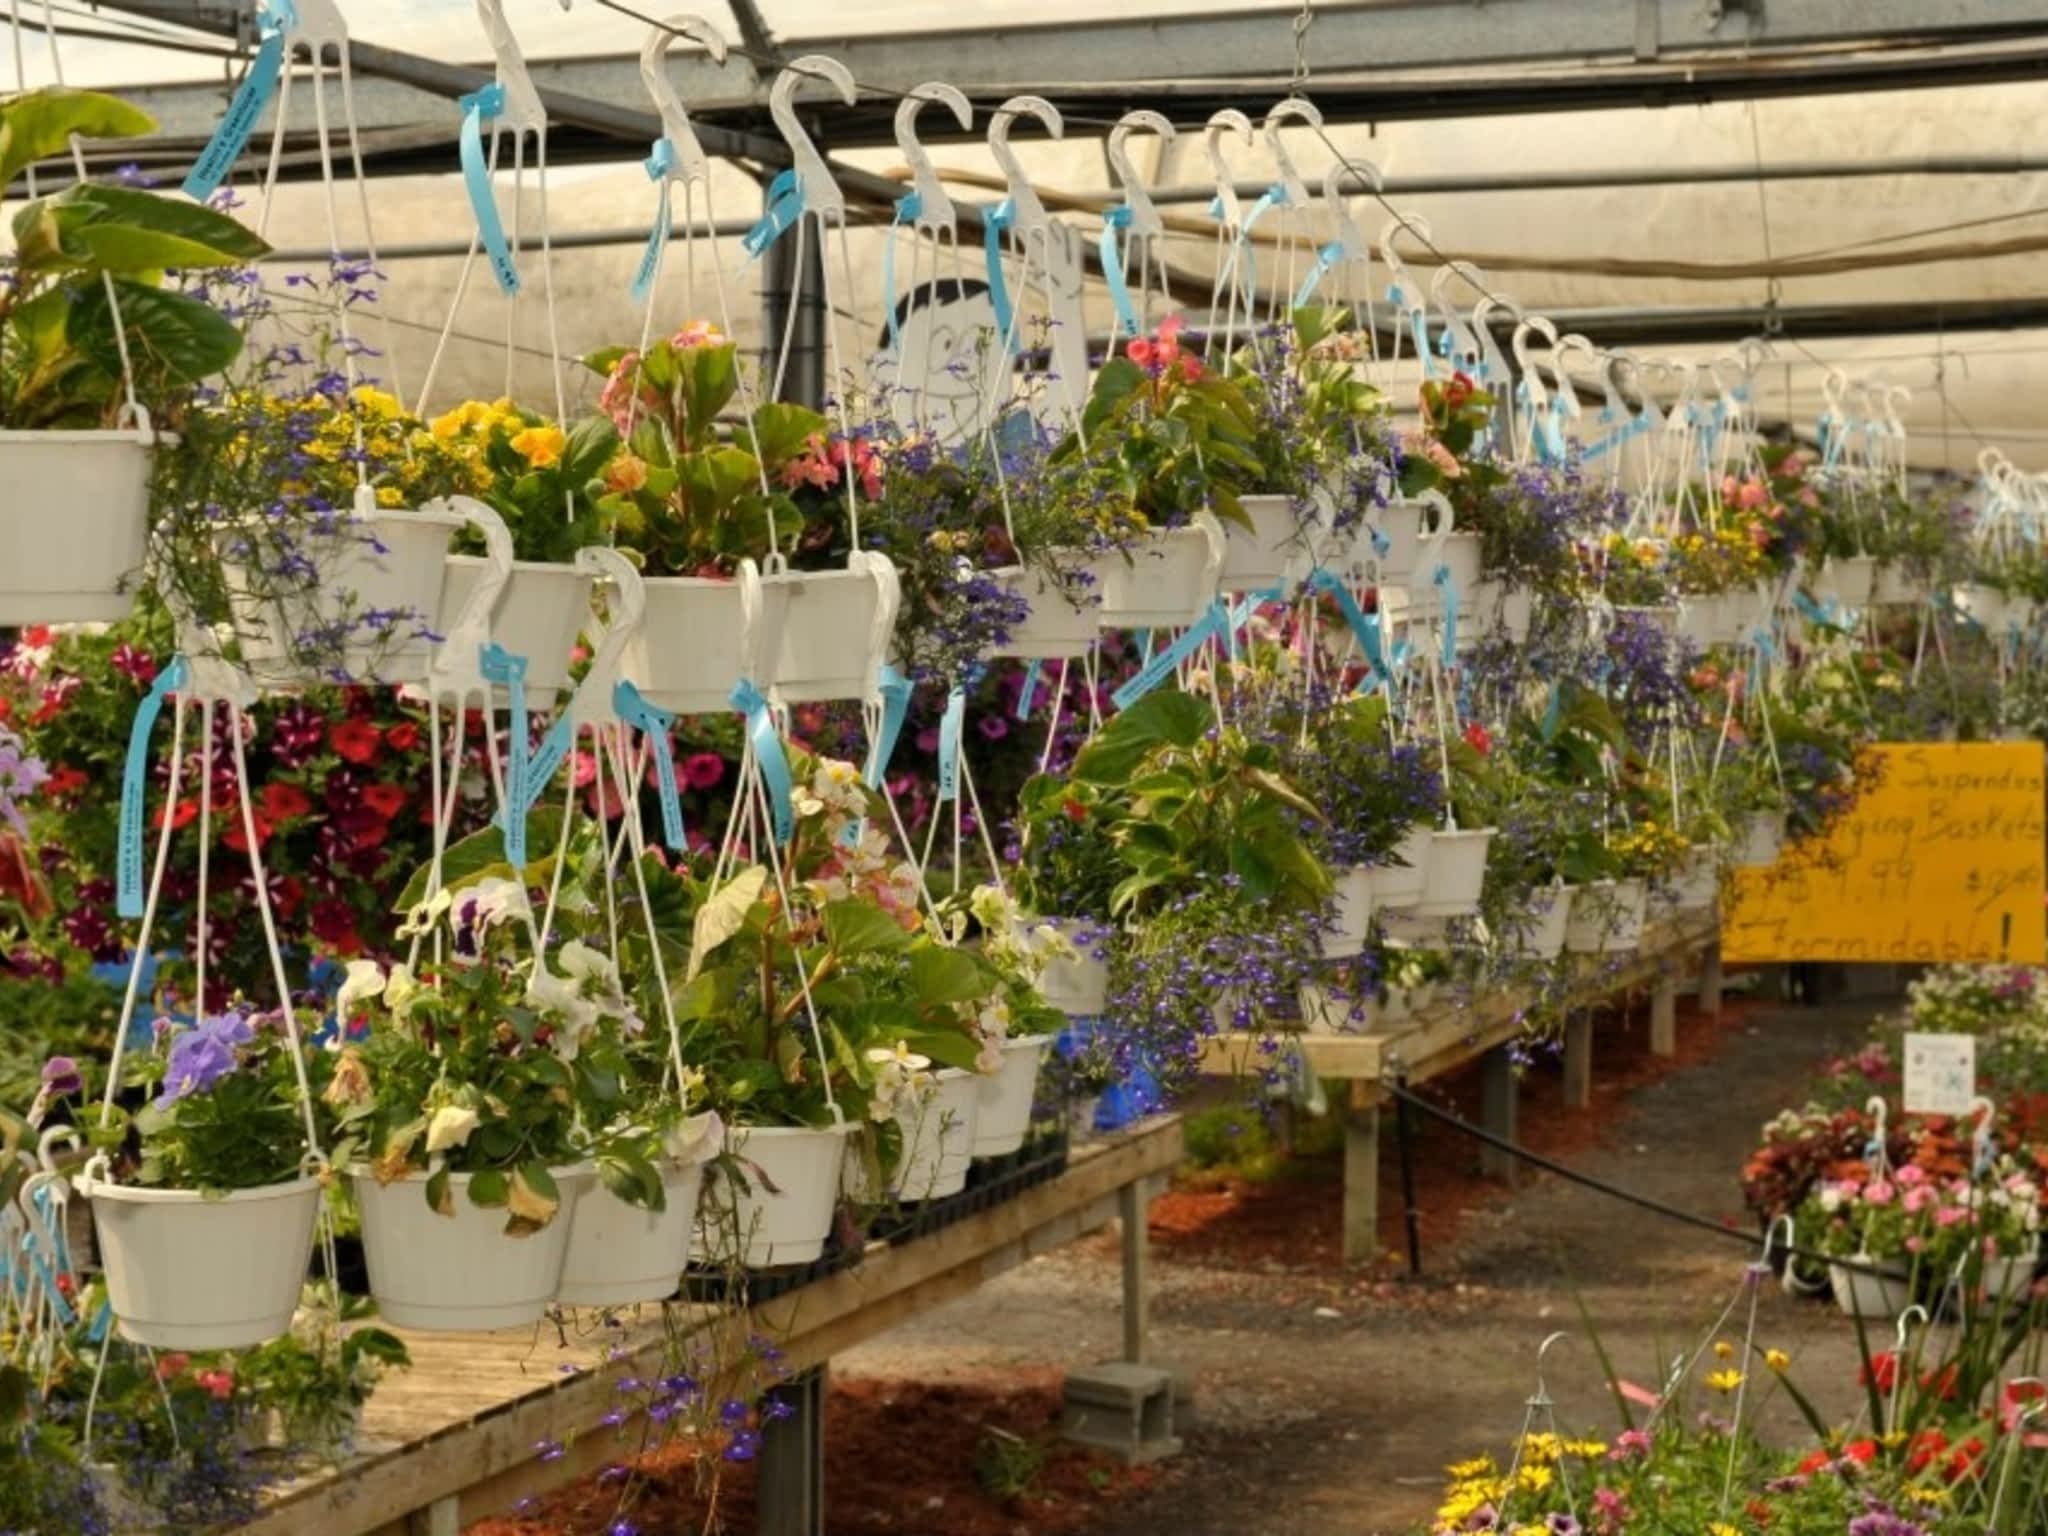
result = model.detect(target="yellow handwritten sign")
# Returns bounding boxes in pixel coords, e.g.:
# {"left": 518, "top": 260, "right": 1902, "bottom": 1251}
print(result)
{"left": 1722, "top": 742, "right": 2047, "bottom": 964}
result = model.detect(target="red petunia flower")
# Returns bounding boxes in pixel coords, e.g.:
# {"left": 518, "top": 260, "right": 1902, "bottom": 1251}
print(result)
{"left": 1463, "top": 722, "right": 1492, "bottom": 755}
{"left": 385, "top": 721, "right": 422, "bottom": 753}
{"left": 262, "top": 782, "right": 313, "bottom": 824}
{"left": 222, "top": 806, "right": 275, "bottom": 853}
{"left": 360, "top": 783, "right": 406, "bottom": 820}
{"left": 153, "top": 796, "right": 198, "bottom": 830}
{"left": 329, "top": 718, "right": 382, "bottom": 765}
{"left": 310, "top": 897, "right": 362, "bottom": 956}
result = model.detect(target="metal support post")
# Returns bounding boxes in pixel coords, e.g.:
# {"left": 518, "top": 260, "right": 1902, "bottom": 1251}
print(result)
{"left": 1480, "top": 1046, "right": 1519, "bottom": 1185}
{"left": 1342, "top": 1079, "right": 1381, "bottom": 1267}
{"left": 757, "top": 1364, "right": 827, "bottom": 1536}
{"left": 1119, "top": 1180, "right": 1150, "bottom": 1364}
{"left": 1563, "top": 1010, "right": 1594, "bottom": 1108}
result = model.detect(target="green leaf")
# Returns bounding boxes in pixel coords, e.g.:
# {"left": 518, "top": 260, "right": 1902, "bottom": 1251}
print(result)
{"left": 394, "top": 807, "right": 565, "bottom": 912}
{"left": 740, "top": 401, "right": 827, "bottom": 468}
{"left": 67, "top": 221, "right": 250, "bottom": 274}
{"left": 687, "top": 865, "right": 768, "bottom": 981}
{"left": 424, "top": 1166, "right": 452, "bottom": 1217}
{"left": 60, "top": 183, "right": 268, "bottom": 260}
{"left": 561, "top": 413, "right": 620, "bottom": 486}
{"left": 901, "top": 1029, "right": 984, "bottom": 1074}
{"left": 822, "top": 899, "right": 915, "bottom": 958}
{"left": 1072, "top": 689, "right": 1213, "bottom": 785}
{"left": 908, "top": 944, "right": 995, "bottom": 1007}
{"left": 69, "top": 278, "right": 244, "bottom": 386}
{"left": 466, "top": 1167, "right": 509, "bottom": 1208}
{"left": 0, "top": 88, "right": 155, "bottom": 192}
{"left": 506, "top": 1161, "right": 561, "bottom": 1234}
{"left": 582, "top": 344, "right": 630, "bottom": 378}
{"left": 1242, "top": 765, "right": 1323, "bottom": 822}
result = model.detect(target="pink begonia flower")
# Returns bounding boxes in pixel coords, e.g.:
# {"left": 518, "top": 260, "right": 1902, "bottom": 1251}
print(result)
{"left": 1902, "top": 1185, "right": 1934, "bottom": 1214}
{"left": 1906, "top": 1236, "right": 1925, "bottom": 1253}
{"left": 1864, "top": 1180, "right": 1896, "bottom": 1206}
{"left": 1936, "top": 1206, "right": 1971, "bottom": 1228}
{"left": 1896, "top": 1164, "right": 1927, "bottom": 1187}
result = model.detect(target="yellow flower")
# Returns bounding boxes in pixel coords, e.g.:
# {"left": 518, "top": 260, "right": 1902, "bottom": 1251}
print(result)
{"left": 603, "top": 452, "right": 649, "bottom": 495}
{"left": 1713, "top": 1340, "right": 1734, "bottom": 1359}
{"left": 350, "top": 385, "right": 403, "bottom": 420}
{"left": 430, "top": 401, "right": 485, "bottom": 442}
{"left": 1706, "top": 1368, "right": 1744, "bottom": 1393}
{"left": 1444, "top": 1456, "right": 1494, "bottom": 1479}
{"left": 1514, "top": 1463, "right": 1553, "bottom": 1493}
{"left": 510, "top": 424, "right": 567, "bottom": 468}
{"left": 1765, "top": 1348, "right": 1790, "bottom": 1372}
{"left": 375, "top": 485, "right": 405, "bottom": 508}
{"left": 1708, "top": 1524, "right": 1742, "bottom": 1536}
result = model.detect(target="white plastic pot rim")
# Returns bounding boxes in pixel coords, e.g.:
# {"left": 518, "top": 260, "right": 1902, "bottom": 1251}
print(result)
{"left": 78, "top": 1172, "right": 323, "bottom": 1204}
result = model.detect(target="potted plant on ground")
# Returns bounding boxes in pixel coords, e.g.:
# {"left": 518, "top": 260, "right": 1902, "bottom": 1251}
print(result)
{"left": 1798, "top": 1165, "right": 1939, "bottom": 1318}
{"left": 1, "top": 88, "right": 266, "bottom": 625}
{"left": 75, "top": 1007, "right": 331, "bottom": 1350}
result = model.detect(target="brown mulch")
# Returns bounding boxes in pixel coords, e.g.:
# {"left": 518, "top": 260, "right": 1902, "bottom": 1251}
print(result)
{"left": 466, "top": 1372, "right": 1161, "bottom": 1536}
{"left": 1146, "top": 989, "right": 1765, "bottom": 1272}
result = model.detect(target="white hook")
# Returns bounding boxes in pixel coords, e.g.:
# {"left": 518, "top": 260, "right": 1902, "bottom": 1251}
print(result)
{"left": 1204, "top": 109, "right": 1255, "bottom": 230}
{"left": 281, "top": 0, "right": 349, "bottom": 54}
{"left": 988, "top": 94, "right": 1063, "bottom": 241}
{"left": 568, "top": 546, "right": 647, "bottom": 731}
{"left": 1107, "top": 109, "right": 1176, "bottom": 240}
{"left": 1263, "top": 95, "right": 1322, "bottom": 207}
{"left": 639, "top": 14, "right": 729, "bottom": 191}
{"left": 1511, "top": 314, "right": 1559, "bottom": 408}
{"left": 769, "top": 55, "right": 857, "bottom": 222}
{"left": 1429, "top": 262, "right": 1488, "bottom": 368}
{"left": 1378, "top": 210, "right": 1433, "bottom": 303}
{"left": 1532, "top": 1330, "right": 1569, "bottom": 1404}
{"left": 892, "top": 82, "right": 972, "bottom": 236}
{"left": 1322, "top": 161, "right": 1378, "bottom": 259}
{"left": 475, "top": 0, "right": 547, "bottom": 137}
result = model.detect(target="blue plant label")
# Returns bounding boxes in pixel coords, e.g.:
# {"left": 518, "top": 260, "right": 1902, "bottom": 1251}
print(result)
{"left": 181, "top": 0, "right": 295, "bottom": 202}
{"left": 117, "top": 655, "right": 192, "bottom": 919}
{"left": 458, "top": 83, "right": 521, "bottom": 296}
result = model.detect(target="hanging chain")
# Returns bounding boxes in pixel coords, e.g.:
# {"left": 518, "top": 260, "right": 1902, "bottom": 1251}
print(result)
{"left": 1291, "top": 0, "right": 1315, "bottom": 93}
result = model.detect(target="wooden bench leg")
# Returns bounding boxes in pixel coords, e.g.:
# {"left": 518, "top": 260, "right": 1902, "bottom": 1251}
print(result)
{"left": 1699, "top": 941, "right": 1724, "bottom": 1017}
{"left": 1343, "top": 1081, "right": 1380, "bottom": 1267}
{"left": 1563, "top": 1011, "right": 1593, "bottom": 1108}
{"left": 409, "top": 1497, "right": 459, "bottom": 1536}
{"left": 1480, "top": 1046, "right": 1519, "bottom": 1185}
{"left": 1119, "top": 1180, "right": 1150, "bottom": 1364}
{"left": 1650, "top": 976, "right": 1678, "bottom": 1058}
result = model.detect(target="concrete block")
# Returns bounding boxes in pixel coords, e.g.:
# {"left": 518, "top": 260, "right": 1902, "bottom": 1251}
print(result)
{"left": 1062, "top": 1362, "right": 1183, "bottom": 1464}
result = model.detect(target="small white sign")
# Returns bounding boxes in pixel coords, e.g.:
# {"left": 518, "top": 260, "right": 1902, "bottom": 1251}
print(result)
{"left": 1903, "top": 1032, "right": 1978, "bottom": 1117}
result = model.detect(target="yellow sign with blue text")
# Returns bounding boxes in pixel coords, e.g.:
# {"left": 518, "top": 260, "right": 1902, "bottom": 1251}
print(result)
{"left": 1722, "top": 742, "right": 2047, "bottom": 964}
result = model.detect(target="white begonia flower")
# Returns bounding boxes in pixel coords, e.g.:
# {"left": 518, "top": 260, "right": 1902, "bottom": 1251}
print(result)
{"left": 524, "top": 965, "right": 600, "bottom": 1060}
{"left": 1818, "top": 1185, "right": 1844, "bottom": 1213}
{"left": 664, "top": 1109, "right": 724, "bottom": 1165}
{"left": 335, "top": 960, "right": 386, "bottom": 1021}
{"left": 424, "top": 1104, "right": 480, "bottom": 1154}
{"left": 969, "top": 883, "right": 1018, "bottom": 932}
{"left": 558, "top": 939, "right": 621, "bottom": 993}
{"left": 383, "top": 961, "right": 421, "bottom": 1019}
{"left": 792, "top": 785, "right": 825, "bottom": 818}
{"left": 1030, "top": 922, "right": 1078, "bottom": 965}
{"left": 396, "top": 887, "right": 453, "bottom": 939}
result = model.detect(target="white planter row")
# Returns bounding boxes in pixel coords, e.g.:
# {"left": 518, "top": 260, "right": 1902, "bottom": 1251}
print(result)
{"left": 75, "top": 1038, "right": 1052, "bottom": 1341}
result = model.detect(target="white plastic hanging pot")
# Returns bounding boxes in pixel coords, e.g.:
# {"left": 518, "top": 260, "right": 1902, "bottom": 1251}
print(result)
{"left": 438, "top": 556, "right": 595, "bottom": 708}
{"left": 1460, "top": 580, "right": 1533, "bottom": 648}
{"left": 1563, "top": 878, "right": 1648, "bottom": 954}
{"left": 1664, "top": 846, "right": 1721, "bottom": 912}
{"left": 1983, "top": 1244, "right": 2039, "bottom": 1303}
{"left": 1959, "top": 583, "right": 2010, "bottom": 631}
{"left": 714, "top": 1122, "right": 853, "bottom": 1268}
{"left": 1613, "top": 603, "right": 1679, "bottom": 638}
{"left": 1373, "top": 824, "right": 1434, "bottom": 910}
{"left": 1322, "top": 865, "right": 1375, "bottom": 959}
{"left": 1399, "top": 532, "right": 1482, "bottom": 622}
{"left": 1814, "top": 555, "right": 1877, "bottom": 610}
{"left": 975, "top": 1035, "right": 1052, "bottom": 1157}
{"left": 1414, "top": 827, "right": 1494, "bottom": 918}
{"left": 1032, "top": 918, "right": 1112, "bottom": 1016}
{"left": 1219, "top": 493, "right": 1315, "bottom": 593}
{"left": 1364, "top": 495, "right": 1448, "bottom": 585}
{"left": 985, "top": 560, "right": 1106, "bottom": 661}
{"left": 1720, "top": 587, "right": 1767, "bottom": 644}
{"left": 627, "top": 560, "right": 784, "bottom": 716}
{"left": 1737, "top": 811, "right": 1787, "bottom": 869}
{"left": 1515, "top": 884, "right": 1574, "bottom": 960}
{"left": 228, "top": 504, "right": 463, "bottom": 687}
{"left": 351, "top": 1165, "right": 593, "bottom": 1330}
{"left": 555, "top": 1157, "right": 707, "bottom": 1308}
{"left": 767, "top": 553, "right": 898, "bottom": 705}
{"left": 1829, "top": 1256, "right": 1912, "bottom": 1318}
{"left": 1871, "top": 564, "right": 1923, "bottom": 608}
{"left": 1379, "top": 910, "right": 1455, "bottom": 947}
{"left": 0, "top": 427, "right": 153, "bottom": 624}
{"left": 890, "top": 1069, "right": 979, "bottom": 1201}
{"left": 1094, "top": 517, "right": 1225, "bottom": 630}
{"left": 79, "top": 1172, "right": 322, "bottom": 1349}
{"left": 1674, "top": 595, "right": 1724, "bottom": 650}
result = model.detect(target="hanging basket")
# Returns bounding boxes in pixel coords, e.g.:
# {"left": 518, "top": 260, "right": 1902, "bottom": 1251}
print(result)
{"left": 714, "top": 1122, "right": 853, "bottom": 1268}
{"left": 1613, "top": 603, "right": 1679, "bottom": 638}
{"left": 1871, "top": 563, "right": 1924, "bottom": 609}
{"left": 1662, "top": 846, "right": 1722, "bottom": 912}
{"left": 1983, "top": 1243, "right": 2040, "bottom": 1303}
{"left": 1373, "top": 824, "right": 1435, "bottom": 910}
{"left": 1413, "top": 827, "right": 1495, "bottom": 918}
{"left": 766, "top": 554, "right": 898, "bottom": 705}
{"left": 1813, "top": 555, "right": 1877, "bottom": 610}
{"left": 556, "top": 1157, "right": 707, "bottom": 1308}
{"left": 985, "top": 560, "right": 1107, "bottom": 661}
{"left": 1460, "top": 580, "right": 1534, "bottom": 648}
{"left": 889, "top": 1069, "right": 979, "bottom": 1201}
{"left": 1563, "top": 878, "right": 1648, "bottom": 954}
{"left": 1674, "top": 595, "right": 1723, "bottom": 650}
{"left": 1321, "top": 865, "right": 1376, "bottom": 959}
{"left": 227, "top": 505, "right": 463, "bottom": 688}
{"left": 1218, "top": 493, "right": 1316, "bottom": 593}
{"left": 627, "top": 562, "right": 782, "bottom": 716}
{"left": 1958, "top": 583, "right": 2010, "bottom": 632}
{"left": 1514, "top": 883, "right": 1575, "bottom": 960}
{"left": 438, "top": 556, "right": 594, "bottom": 708}
{"left": 0, "top": 427, "right": 153, "bottom": 624}
{"left": 1094, "top": 519, "right": 1224, "bottom": 630}
{"left": 1720, "top": 587, "right": 1768, "bottom": 643}
{"left": 1032, "top": 918, "right": 1112, "bottom": 1016}
{"left": 79, "top": 1172, "right": 322, "bottom": 1350}
{"left": 1737, "top": 811, "right": 1787, "bottom": 868}
{"left": 975, "top": 1035, "right": 1053, "bottom": 1157}
{"left": 351, "top": 1166, "right": 593, "bottom": 1331}
{"left": 1360, "top": 495, "right": 1449, "bottom": 586}
{"left": 1399, "top": 532, "right": 1483, "bottom": 621}
{"left": 1829, "top": 1256, "right": 1913, "bottom": 1318}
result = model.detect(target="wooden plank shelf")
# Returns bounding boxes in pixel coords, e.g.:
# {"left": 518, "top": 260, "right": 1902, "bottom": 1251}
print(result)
{"left": 235, "top": 1115, "right": 1184, "bottom": 1536}
{"left": 1199, "top": 911, "right": 1723, "bottom": 1263}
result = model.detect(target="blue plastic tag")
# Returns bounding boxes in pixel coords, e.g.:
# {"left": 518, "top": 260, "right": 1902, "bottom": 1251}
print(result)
{"left": 1015, "top": 659, "right": 1043, "bottom": 721}
{"left": 1112, "top": 603, "right": 1225, "bottom": 711}
{"left": 935, "top": 684, "right": 967, "bottom": 804}
{"left": 1435, "top": 563, "right": 1460, "bottom": 665}
{"left": 181, "top": 0, "right": 295, "bottom": 201}
{"left": 614, "top": 680, "right": 684, "bottom": 849}
{"left": 1292, "top": 239, "right": 1344, "bottom": 310}
{"left": 982, "top": 199, "right": 1017, "bottom": 353}
{"left": 865, "top": 664, "right": 913, "bottom": 790}
{"left": 629, "top": 138, "right": 676, "bottom": 304}
{"left": 458, "top": 84, "right": 521, "bottom": 296}
{"left": 117, "top": 655, "right": 192, "bottom": 919}
{"left": 479, "top": 642, "right": 530, "bottom": 864}
{"left": 882, "top": 190, "right": 921, "bottom": 353}
{"left": 742, "top": 168, "right": 804, "bottom": 261}
{"left": 1099, "top": 204, "right": 1140, "bottom": 340}
{"left": 731, "top": 679, "right": 794, "bottom": 844}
